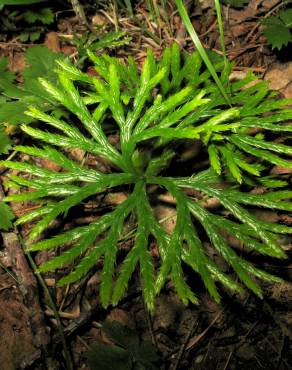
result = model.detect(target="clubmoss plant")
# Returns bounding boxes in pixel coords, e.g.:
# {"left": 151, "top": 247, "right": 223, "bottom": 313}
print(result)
{"left": 2, "top": 45, "right": 292, "bottom": 311}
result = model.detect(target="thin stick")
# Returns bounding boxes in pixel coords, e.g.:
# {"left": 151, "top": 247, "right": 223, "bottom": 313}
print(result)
{"left": 145, "top": 305, "right": 158, "bottom": 348}
{"left": 21, "top": 237, "right": 74, "bottom": 370}
{"left": 69, "top": 0, "right": 91, "bottom": 30}
{"left": 175, "top": 0, "right": 232, "bottom": 106}
{"left": 172, "top": 318, "right": 199, "bottom": 370}
{"left": 186, "top": 310, "right": 223, "bottom": 350}
{"left": 244, "top": 0, "right": 290, "bottom": 44}
{"left": 222, "top": 351, "right": 233, "bottom": 370}
{"left": 0, "top": 260, "right": 19, "bottom": 283}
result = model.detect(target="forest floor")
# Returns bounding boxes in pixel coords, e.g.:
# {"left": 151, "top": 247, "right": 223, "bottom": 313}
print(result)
{"left": 0, "top": 1, "right": 292, "bottom": 369}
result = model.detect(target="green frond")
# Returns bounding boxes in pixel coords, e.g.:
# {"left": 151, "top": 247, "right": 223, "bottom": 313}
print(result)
{"left": 2, "top": 160, "right": 99, "bottom": 184}
{"left": 87, "top": 50, "right": 108, "bottom": 79}
{"left": 100, "top": 189, "right": 138, "bottom": 307}
{"left": 158, "top": 90, "right": 209, "bottom": 137}
{"left": 183, "top": 52, "right": 202, "bottom": 85}
{"left": 127, "top": 55, "right": 139, "bottom": 83}
{"left": 27, "top": 173, "right": 134, "bottom": 242}
{"left": 20, "top": 125, "right": 106, "bottom": 157}
{"left": 125, "top": 65, "right": 167, "bottom": 131}
{"left": 234, "top": 135, "right": 292, "bottom": 155}
{"left": 14, "top": 145, "right": 101, "bottom": 180}
{"left": 230, "top": 135, "right": 292, "bottom": 168}
{"left": 15, "top": 204, "right": 54, "bottom": 225}
{"left": 188, "top": 201, "right": 263, "bottom": 297}
{"left": 2, "top": 45, "right": 290, "bottom": 310}
{"left": 220, "top": 146, "right": 242, "bottom": 183}
{"left": 195, "top": 107, "right": 240, "bottom": 134}
{"left": 25, "top": 106, "right": 85, "bottom": 139}
{"left": 185, "top": 223, "right": 220, "bottom": 302}
{"left": 108, "top": 64, "right": 125, "bottom": 128}
{"left": 57, "top": 240, "right": 106, "bottom": 286}
{"left": 233, "top": 156, "right": 260, "bottom": 177}
{"left": 158, "top": 47, "right": 171, "bottom": 94}
{"left": 39, "top": 232, "right": 99, "bottom": 273}
{"left": 112, "top": 244, "right": 140, "bottom": 306}
{"left": 208, "top": 144, "right": 222, "bottom": 174}
{"left": 134, "top": 183, "right": 155, "bottom": 310}
{"left": 134, "top": 86, "right": 193, "bottom": 136}
{"left": 56, "top": 59, "right": 93, "bottom": 83}
{"left": 225, "top": 190, "right": 292, "bottom": 212}
{"left": 28, "top": 213, "right": 113, "bottom": 251}
{"left": 202, "top": 188, "right": 286, "bottom": 259}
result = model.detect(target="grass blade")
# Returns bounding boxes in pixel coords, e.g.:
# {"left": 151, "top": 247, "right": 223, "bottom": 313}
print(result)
{"left": 175, "top": 0, "right": 232, "bottom": 106}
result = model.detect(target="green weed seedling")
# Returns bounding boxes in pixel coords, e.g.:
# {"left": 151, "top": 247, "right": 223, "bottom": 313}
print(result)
{"left": 0, "top": 1, "right": 54, "bottom": 42}
{"left": 262, "top": 7, "right": 292, "bottom": 50}
{"left": 219, "top": 1, "right": 292, "bottom": 51}
{"left": 0, "top": 46, "right": 66, "bottom": 230}
{"left": 2, "top": 45, "right": 292, "bottom": 310}
{"left": 86, "top": 320, "right": 160, "bottom": 370}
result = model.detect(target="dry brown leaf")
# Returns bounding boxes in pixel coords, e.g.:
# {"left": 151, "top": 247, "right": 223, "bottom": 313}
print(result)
{"left": 45, "top": 32, "right": 61, "bottom": 52}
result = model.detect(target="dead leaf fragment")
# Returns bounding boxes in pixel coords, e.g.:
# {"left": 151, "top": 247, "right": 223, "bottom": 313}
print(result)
{"left": 264, "top": 62, "right": 292, "bottom": 94}
{"left": 91, "top": 13, "right": 107, "bottom": 26}
{"left": 8, "top": 52, "right": 26, "bottom": 73}
{"left": 45, "top": 32, "right": 61, "bottom": 52}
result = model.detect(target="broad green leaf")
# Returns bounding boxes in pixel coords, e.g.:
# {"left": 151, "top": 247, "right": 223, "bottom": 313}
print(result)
{"left": 23, "top": 8, "right": 54, "bottom": 24}
{"left": 263, "top": 16, "right": 292, "bottom": 50}
{"left": 0, "top": 46, "right": 66, "bottom": 125}
{"left": 0, "top": 126, "right": 11, "bottom": 154}
{"left": 279, "top": 9, "right": 292, "bottom": 27}
{"left": 0, "top": 58, "right": 15, "bottom": 88}
{"left": 0, "top": 101, "right": 33, "bottom": 125}
{"left": 86, "top": 344, "right": 131, "bottom": 370}
{"left": 0, "top": 201, "right": 14, "bottom": 231}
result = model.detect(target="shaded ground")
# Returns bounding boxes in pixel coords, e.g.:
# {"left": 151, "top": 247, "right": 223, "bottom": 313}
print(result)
{"left": 0, "top": 1, "right": 292, "bottom": 369}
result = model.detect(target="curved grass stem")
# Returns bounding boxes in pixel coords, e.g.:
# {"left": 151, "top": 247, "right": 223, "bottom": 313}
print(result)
{"left": 175, "top": 0, "right": 232, "bottom": 106}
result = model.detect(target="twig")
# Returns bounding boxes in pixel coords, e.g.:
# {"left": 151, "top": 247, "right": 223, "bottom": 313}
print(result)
{"left": 232, "top": 66, "right": 266, "bottom": 73}
{"left": 186, "top": 310, "right": 223, "bottom": 350}
{"left": 69, "top": 0, "right": 92, "bottom": 31}
{"left": 111, "top": 1, "right": 120, "bottom": 32}
{"left": 276, "top": 335, "right": 288, "bottom": 370}
{"left": 228, "top": 43, "right": 263, "bottom": 61}
{"left": 0, "top": 176, "right": 74, "bottom": 370}
{"left": 1, "top": 232, "right": 51, "bottom": 358}
{"left": 263, "top": 300, "right": 292, "bottom": 345}
{"left": 0, "top": 260, "right": 19, "bottom": 283}
{"left": 20, "top": 303, "right": 101, "bottom": 369}
{"left": 222, "top": 351, "right": 233, "bottom": 370}
{"left": 172, "top": 318, "right": 199, "bottom": 370}
{"left": 145, "top": 305, "right": 158, "bottom": 348}
{"left": 24, "top": 246, "right": 74, "bottom": 370}
{"left": 260, "top": 334, "right": 292, "bottom": 369}
{"left": 0, "top": 185, "right": 49, "bottom": 351}
{"left": 130, "top": 15, "right": 162, "bottom": 45}
{"left": 244, "top": 0, "right": 290, "bottom": 44}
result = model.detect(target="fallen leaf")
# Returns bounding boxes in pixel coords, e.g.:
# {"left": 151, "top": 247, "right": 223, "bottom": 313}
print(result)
{"left": 45, "top": 32, "right": 61, "bottom": 52}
